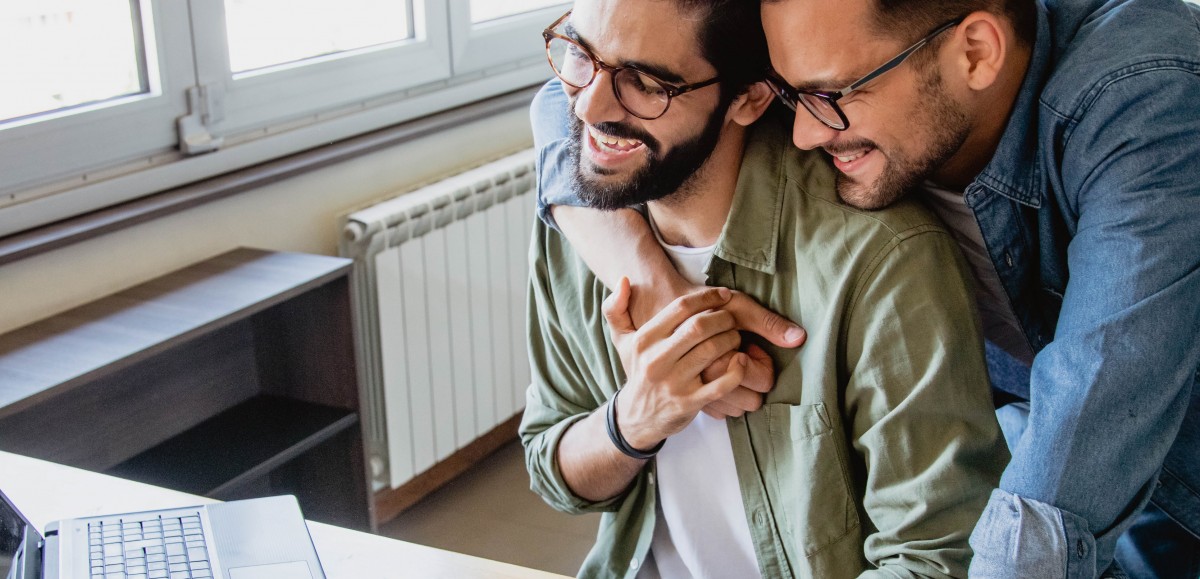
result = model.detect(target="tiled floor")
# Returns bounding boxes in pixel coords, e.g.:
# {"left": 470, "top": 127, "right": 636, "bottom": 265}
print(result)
{"left": 378, "top": 440, "right": 600, "bottom": 577}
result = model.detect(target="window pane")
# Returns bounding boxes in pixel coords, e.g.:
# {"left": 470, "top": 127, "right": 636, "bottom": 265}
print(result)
{"left": 225, "top": 0, "right": 411, "bottom": 73}
{"left": 0, "top": 0, "right": 145, "bottom": 124}
{"left": 470, "top": 0, "right": 563, "bottom": 24}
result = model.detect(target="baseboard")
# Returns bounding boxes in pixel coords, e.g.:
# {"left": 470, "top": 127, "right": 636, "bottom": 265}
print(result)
{"left": 372, "top": 412, "right": 523, "bottom": 526}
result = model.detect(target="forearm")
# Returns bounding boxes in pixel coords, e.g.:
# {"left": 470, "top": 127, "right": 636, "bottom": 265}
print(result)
{"left": 552, "top": 205, "right": 688, "bottom": 325}
{"left": 556, "top": 406, "right": 647, "bottom": 502}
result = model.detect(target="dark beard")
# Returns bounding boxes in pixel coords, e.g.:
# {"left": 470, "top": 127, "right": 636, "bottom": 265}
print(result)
{"left": 836, "top": 67, "right": 970, "bottom": 210}
{"left": 567, "top": 104, "right": 728, "bottom": 211}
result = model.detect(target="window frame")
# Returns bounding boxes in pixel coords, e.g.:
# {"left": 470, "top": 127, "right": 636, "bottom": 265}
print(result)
{"left": 0, "top": 0, "right": 565, "bottom": 239}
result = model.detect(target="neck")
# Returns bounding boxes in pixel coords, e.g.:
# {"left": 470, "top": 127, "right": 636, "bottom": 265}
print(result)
{"left": 932, "top": 41, "right": 1033, "bottom": 190}
{"left": 648, "top": 125, "right": 747, "bottom": 247}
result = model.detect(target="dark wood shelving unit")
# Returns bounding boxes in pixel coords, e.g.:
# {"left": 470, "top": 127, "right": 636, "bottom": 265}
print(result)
{"left": 0, "top": 248, "right": 373, "bottom": 531}
{"left": 107, "top": 395, "right": 357, "bottom": 497}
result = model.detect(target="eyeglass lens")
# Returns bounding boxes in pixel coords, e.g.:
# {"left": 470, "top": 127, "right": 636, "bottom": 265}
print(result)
{"left": 767, "top": 79, "right": 847, "bottom": 130}
{"left": 546, "top": 36, "right": 672, "bottom": 119}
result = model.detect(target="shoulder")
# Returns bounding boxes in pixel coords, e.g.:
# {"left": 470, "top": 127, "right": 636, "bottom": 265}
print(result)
{"left": 530, "top": 79, "right": 572, "bottom": 151}
{"left": 745, "top": 115, "right": 950, "bottom": 246}
{"left": 1040, "top": 0, "right": 1200, "bottom": 121}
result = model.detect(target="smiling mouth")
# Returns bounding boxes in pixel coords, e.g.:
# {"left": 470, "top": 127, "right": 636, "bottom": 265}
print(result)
{"left": 830, "top": 148, "right": 871, "bottom": 163}
{"left": 588, "top": 126, "right": 646, "bottom": 154}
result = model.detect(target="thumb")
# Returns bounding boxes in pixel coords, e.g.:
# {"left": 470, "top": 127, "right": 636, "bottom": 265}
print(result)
{"left": 602, "top": 276, "right": 636, "bottom": 335}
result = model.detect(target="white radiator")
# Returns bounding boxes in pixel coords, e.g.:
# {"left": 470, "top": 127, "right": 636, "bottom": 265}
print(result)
{"left": 340, "top": 149, "right": 536, "bottom": 490}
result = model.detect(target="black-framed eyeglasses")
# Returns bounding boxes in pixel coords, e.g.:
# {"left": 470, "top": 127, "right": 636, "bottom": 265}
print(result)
{"left": 765, "top": 16, "right": 966, "bottom": 131}
{"left": 542, "top": 11, "right": 721, "bottom": 120}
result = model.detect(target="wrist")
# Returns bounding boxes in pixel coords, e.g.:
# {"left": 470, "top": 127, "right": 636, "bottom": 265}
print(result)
{"left": 628, "top": 278, "right": 692, "bottom": 330}
{"left": 607, "top": 389, "right": 664, "bottom": 459}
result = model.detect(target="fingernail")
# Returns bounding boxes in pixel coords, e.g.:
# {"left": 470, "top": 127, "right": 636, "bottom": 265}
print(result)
{"left": 717, "top": 287, "right": 731, "bottom": 300}
{"left": 738, "top": 353, "right": 748, "bottom": 367}
{"left": 784, "top": 325, "right": 805, "bottom": 344}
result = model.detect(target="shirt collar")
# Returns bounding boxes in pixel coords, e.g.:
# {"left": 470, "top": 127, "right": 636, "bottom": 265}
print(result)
{"left": 712, "top": 117, "right": 792, "bottom": 276}
{"left": 972, "top": 1, "right": 1053, "bottom": 208}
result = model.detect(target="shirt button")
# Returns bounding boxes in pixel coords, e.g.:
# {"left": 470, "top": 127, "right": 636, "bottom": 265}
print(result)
{"left": 752, "top": 509, "right": 766, "bottom": 527}
{"left": 1004, "top": 252, "right": 1014, "bottom": 268}
{"left": 648, "top": 473, "right": 655, "bottom": 485}
{"left": 1076, "top": 539, "right": 1085, "bottom": 558}
{"left": 630, "top": 557, "right": 640, "bottom": 570}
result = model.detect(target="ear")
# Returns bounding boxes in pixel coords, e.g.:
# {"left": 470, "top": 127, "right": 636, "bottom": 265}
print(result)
{"left": 726, "top": 81, "right": 774, "bottom": 126}
{"left": 952, "top": 11, "right": 1009, "bottom": 92}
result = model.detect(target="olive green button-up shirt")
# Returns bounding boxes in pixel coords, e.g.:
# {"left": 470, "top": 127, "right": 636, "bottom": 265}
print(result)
{"left": 520, "top": 120, "right": 1009, "bottom": 579}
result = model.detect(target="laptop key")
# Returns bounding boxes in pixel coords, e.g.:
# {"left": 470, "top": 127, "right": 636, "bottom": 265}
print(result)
{"left": 187, "top": 547, "right": 208, "bottom": 561}
{"left": 125, "top": 538, "right": 163, "bottom": 552}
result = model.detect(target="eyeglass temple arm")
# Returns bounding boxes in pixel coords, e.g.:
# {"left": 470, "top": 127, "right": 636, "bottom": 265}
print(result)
{"left": 840, "top": 18, "right": 964, "bottom": 94}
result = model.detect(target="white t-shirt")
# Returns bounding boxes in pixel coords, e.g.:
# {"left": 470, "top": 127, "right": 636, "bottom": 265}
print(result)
{"left": 921, "top": 182, "right": 1034, "bottom": 365}
{"left": 638, "top": 212, "right": 762, "bottom": 579}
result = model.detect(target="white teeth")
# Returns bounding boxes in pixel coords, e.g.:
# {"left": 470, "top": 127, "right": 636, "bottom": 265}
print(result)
{"left": 836, "top": 151, "right": 868, "bottom": 163}
{"left": 589, "top": 126, "right": 641, "bottom": 151}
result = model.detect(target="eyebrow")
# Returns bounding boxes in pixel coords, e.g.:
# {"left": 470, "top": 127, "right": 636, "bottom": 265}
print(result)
{"left": 791, "top": 76, "right": 859, "bottom": 93}
{"left": 561, "top": 21, "right": 689, "bottom": 85}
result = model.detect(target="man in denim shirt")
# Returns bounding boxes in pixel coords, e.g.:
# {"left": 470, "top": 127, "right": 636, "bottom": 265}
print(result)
{"left": 538, "top": 0, "right": 1200, "bottom": 576}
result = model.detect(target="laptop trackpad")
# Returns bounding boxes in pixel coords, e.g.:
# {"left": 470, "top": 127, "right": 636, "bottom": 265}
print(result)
{"left": 228, "top": 561, "right": 313, "bottom": 579}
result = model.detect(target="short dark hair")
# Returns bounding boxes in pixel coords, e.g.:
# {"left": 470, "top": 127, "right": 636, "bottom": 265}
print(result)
{"left": 674, "top": 0, "right": 770, "bottom": 102}
{"left": 760, "top": 0, "right": 1037, "bottom": 58}
{"left": 872, "top": 0, "right": 1037, "bottom": 60}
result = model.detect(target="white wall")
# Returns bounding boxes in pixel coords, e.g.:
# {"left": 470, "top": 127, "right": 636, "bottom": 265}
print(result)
{"left": 0, "top": 107, "right": 533, "bottom": 335}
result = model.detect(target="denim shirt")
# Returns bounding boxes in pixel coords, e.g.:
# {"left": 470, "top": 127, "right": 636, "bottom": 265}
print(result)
{"left": 962, "top": 0, "right": 1200, "bottom": 576}
{"left": 531, "top": 0, "right": 1200, "bottom": 575}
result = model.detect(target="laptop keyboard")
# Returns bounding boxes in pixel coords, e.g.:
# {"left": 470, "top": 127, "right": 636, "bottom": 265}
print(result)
{"left": 87, "top": 512, "right": 214, "bottom": 579}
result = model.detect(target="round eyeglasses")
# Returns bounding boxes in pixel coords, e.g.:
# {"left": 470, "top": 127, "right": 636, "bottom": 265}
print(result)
{"left": 765, "top": 16, "right": 966, "bottom": 131}
{"left": 542, "top": 11, "right": 721, "bottom": 120}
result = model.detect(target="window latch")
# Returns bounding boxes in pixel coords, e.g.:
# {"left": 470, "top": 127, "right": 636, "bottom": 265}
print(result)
{"left": 177, "top": 84, "right": 225, "bottom": 155}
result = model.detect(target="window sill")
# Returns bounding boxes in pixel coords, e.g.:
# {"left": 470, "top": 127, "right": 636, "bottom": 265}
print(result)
{"left": 0, "top": 86, "right": 539, "bottom": 268}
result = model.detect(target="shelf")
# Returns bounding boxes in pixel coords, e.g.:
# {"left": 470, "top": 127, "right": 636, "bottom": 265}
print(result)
{"left": 0, "top": 249, "right": 352, "bottom": 419}
{"left": 107, "top": 395, "right": 358, "bottom": 497}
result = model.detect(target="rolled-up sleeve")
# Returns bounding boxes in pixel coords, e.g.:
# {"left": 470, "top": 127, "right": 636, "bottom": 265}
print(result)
{"left": 520, "top": 217, "right": 624, "bottom": 514}
{"left": 530, "top": 79, "right": 586, "bottom": 230}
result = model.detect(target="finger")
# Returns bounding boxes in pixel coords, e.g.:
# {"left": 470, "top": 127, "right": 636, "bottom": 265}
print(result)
{"left": 725, "top": 291, "right": 806, "bottom": 348}
{"left": 741, "top": 344, "right": 776, "bottom": 394}
{"left": 715, "top": 385, "right": 765, "bottom": 414}
{"left": 702, "top": 399, "right": 746, "bottom": 419}
{"left": 695, "top": 352, "right": 748, "bottom": 403}
{"left": 675, "top": 329, "right": 742, "bottom": 378}
{"left": 662, "top": 305, "right": 734, "bottom": 360}
{"left": 602, "top": 276, "right": 636, "bottom": 336}
{"left": 639, "top": 286, "right": 732, "bottom": 341}
{"left": 699, "top": 351, "right": 736, "bottom": 384}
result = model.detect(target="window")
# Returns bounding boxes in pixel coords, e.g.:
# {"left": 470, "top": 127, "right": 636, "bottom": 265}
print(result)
{"left": 0, "top": 0, "right": 565, "bottom": 237}
{"left": 470, "top": 0, "right": 564, "bottom": 23}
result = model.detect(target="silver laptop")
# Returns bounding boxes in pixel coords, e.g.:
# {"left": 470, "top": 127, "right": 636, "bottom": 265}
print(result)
{"left": 1, "top": 490, "right": 325, "bottom": 579}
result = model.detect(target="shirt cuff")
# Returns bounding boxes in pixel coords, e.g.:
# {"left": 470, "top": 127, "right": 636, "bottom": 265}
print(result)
{"left": 968, "top": 488, "right": 1100, "bottom": 578}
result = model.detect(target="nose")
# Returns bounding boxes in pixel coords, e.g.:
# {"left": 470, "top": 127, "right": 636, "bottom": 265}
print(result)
{"left": 790, "top": 109, "right": 839, "bottom": 151}
{"left": 573, "top": 70, "right": 627, "bottom": 128}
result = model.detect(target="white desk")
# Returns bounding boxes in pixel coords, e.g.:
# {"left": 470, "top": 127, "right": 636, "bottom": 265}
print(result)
{"left": 0, "top": 451, "right": 570, "bottom": 579}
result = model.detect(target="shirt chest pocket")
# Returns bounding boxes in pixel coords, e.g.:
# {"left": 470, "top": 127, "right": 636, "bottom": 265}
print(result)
{"left": 764, "top": 403, "right": 860, "bottom": 557}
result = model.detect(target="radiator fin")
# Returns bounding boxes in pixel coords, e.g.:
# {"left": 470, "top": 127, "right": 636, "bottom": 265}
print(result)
{"left": 340, "top": 149, "right": 537, "bottom": 490}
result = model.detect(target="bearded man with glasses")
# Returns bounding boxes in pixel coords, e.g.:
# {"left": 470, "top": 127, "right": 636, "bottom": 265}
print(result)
{"left": 534, "top": 0, "right": 1200, "bottom": 577}
{"left": 519, "top": 1, "right": 1008, "bottom": 577}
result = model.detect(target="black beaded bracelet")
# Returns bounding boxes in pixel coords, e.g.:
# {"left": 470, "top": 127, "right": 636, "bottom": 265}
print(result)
{"left": 605, "top": 388, "right": 665, "bottom": 460}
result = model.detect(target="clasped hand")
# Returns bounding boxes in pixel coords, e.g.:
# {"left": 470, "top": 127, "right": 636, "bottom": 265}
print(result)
{"left": 601, "top": 279, "right": 778, "bottom": 451}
